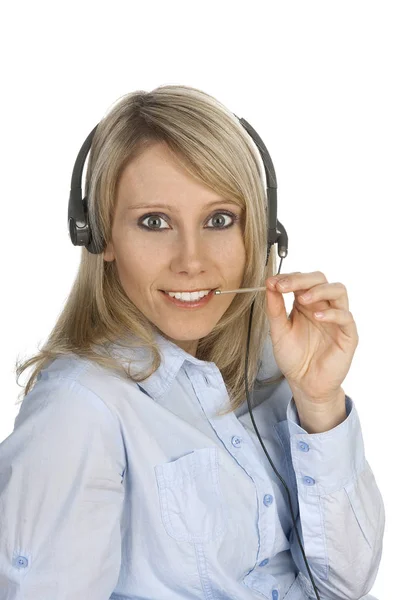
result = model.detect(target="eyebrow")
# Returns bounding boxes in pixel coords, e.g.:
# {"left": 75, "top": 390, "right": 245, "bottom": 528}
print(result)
{"left": 126, "top": 200, "right": 240, "bottom": 211}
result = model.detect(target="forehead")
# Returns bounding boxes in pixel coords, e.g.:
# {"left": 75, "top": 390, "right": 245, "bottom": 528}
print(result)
{"left": 122, "top": 142, "right": 185, "bottom": 181}
{"left": 118, "top": 142, "right": 218, "bottom": 204}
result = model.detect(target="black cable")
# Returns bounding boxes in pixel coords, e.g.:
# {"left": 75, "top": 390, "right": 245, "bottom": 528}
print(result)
{"left": 244, "top": 250, "right": 321, "bottom": 600}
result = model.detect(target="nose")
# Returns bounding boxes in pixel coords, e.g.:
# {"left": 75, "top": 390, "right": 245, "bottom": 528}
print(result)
{"left": 170, "top": 230, "right": 211, "bottom": 271}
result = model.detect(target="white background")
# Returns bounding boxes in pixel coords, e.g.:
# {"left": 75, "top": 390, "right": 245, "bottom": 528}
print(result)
{"left": 0, "top": 1, "right": 396, "bottom": 597}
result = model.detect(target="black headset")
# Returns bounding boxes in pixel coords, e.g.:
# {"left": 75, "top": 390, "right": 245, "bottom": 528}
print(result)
{"left": 68, "top": 112, "right": 321, "bottom": 599}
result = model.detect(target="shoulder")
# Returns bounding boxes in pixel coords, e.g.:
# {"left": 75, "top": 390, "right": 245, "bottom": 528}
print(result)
{"left": 1, "top": 355, "right": 126, "bottom": 527}
{"left": 16, "top": 352, "right": 138, "bottom": 435}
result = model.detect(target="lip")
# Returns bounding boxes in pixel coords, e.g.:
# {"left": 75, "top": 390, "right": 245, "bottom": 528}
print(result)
{"left": 160, "top": 289, "right": 216, "bottom": 309}
{"left": 161, "top": 288, "right": 216, "bottom": 293}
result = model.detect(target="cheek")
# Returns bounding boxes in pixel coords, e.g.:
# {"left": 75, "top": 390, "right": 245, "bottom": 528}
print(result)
{"left": 115, "top": 248, "right": 162, "bottom": 294}
{"left": 115, "top": 255, "right": 144, "bottom": 288}
{"left": 219, "top": 239, "right": 246, "bottom": 271}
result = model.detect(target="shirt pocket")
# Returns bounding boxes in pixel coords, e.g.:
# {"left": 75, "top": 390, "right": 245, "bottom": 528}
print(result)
{"left": 154, "top": 446, "right": 228, "bottom": 544}
{"left": 282, "top": 575, "right": 309, "bottom": 599}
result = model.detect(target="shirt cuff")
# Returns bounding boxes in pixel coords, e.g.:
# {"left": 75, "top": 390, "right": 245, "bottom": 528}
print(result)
{"left": 286, "top": 395, "right": 367, "bottom": 496}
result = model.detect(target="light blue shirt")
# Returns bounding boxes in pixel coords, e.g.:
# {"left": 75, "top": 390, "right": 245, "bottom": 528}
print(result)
{"left": 0, "top": 331, "right": 385, "bottom": 599}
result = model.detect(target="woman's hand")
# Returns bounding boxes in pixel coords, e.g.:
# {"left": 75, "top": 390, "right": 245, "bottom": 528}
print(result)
{"left": 264, "top": 271, "right": 359, "bottom": 405}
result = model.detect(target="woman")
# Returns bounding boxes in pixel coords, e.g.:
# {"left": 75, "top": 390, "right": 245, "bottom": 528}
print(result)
{"left": 0, "top": 85, "right": 384, "bottom": 599}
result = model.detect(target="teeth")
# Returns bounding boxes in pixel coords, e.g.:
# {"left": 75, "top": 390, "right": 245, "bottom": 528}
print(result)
{"left": 166, "top": 290, "right": 211, "bottom": 301}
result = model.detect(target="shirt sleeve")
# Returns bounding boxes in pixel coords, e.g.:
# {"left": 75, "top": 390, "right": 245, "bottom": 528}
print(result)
{"left": 286, "top": 395, "right": 385, "bottom": 599}
{"left": 0, "top": 376, "right": 126, "bottom": 599}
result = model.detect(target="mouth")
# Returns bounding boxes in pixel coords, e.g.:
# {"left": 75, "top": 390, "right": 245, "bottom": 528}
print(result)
{"left": 159, "top": 288, "right": 217, "bottom": 308}
{"left": 160, "top": 288, "right": 218, "bottom": 293}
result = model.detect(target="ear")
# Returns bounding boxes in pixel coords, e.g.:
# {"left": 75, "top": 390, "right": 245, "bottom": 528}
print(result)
{"left": 103, "top": 242, "right": 115, "bottom": 262}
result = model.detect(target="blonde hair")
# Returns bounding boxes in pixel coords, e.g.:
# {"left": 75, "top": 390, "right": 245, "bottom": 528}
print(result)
{"left": 15, "top": 84, "right": 285, "bottom": 416}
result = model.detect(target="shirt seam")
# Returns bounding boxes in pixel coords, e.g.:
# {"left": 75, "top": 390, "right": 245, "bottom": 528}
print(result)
{"left": 44, "top": 366, "right": 123, "bottom": 446}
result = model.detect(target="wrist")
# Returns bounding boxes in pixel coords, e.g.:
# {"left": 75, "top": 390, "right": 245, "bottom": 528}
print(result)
{"left": 292, "top": 388, "right": 347, "bottom": 433}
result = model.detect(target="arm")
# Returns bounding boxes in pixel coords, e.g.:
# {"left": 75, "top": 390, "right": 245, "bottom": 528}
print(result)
{"left": 0, "top": 377, "right": 126, "bottom": 599}
{"left": 287, "top": 394, "right": 385, "bottom": 599}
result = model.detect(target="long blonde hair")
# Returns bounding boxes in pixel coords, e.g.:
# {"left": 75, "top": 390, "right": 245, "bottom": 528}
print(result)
{"left": 15, "top": 84, "right": 285, "bottom": 416}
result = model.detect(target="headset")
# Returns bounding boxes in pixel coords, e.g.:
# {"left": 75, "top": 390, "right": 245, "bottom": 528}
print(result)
{"left": 68, "top": 111, "right": 321, "bottom": 600}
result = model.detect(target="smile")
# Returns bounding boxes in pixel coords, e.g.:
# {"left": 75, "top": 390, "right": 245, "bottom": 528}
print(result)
{"left": 160, "top": 289, "right": 216, "bottom": 308}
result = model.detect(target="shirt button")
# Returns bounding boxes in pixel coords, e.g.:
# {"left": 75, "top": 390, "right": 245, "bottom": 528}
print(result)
{"left": 298, "top": 441, "right": 309, "bottom": 452}
{"left": 272, "top": 590, "right": 279, "bottom": 600}
{"left": 263, "top": 494, "right": 273, "bottom": 506}
{"left": 231, "top": 435, "right": 242, "bottom": 447}
{"left": 259, "top": 558, "right": 269, "bottom": 566}
{"left": 303, "top": 476, "right": 315, "bottom": 486}
{"left": 13, "top": 555, "right": 28, "bottom": 568}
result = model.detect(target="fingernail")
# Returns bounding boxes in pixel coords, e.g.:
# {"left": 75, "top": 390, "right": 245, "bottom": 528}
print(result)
{"left": 277, "top": 279, "right": 289, "bottom": 289}
{"left": 300, "top": 292, "right": 312, "bottom": 301}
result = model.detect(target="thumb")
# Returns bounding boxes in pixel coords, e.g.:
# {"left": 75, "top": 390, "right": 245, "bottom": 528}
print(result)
{"left": 265, "top": 286, "right": 291, "bottom": 338}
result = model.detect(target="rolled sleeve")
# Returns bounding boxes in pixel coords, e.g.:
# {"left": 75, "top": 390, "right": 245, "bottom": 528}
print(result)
{"left": 0, "top": 377, "right": 126, "bottom": 599}
{"left": 286, "top": 395, "right": 385, "bottom": 599}
{"left": 287, "top": 395, "right": 366, "bottom": 496}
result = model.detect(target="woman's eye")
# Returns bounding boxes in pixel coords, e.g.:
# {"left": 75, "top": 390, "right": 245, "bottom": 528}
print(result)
{"left": 138, "top": 212, "right": 238, "bottom": 231}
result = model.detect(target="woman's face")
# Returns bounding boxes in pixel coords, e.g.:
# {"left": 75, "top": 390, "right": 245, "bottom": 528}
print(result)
{"left": 104, "top": 141, "right": 246, "bottom": 357}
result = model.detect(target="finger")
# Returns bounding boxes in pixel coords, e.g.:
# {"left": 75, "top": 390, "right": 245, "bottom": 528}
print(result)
{"left": 266, "top": 272, "right": 302, "bottom": 287}
{"left": 297, "top": 282, "right": 349, "bottom": 311}
{"left": 268, "top": 271, "right": 327, "bottom": 291}
{"left": 313, "top": 308, "right": 359, "bottom": 340}
{"left": 265, "top": 285, "right": 291, "bottom": 336}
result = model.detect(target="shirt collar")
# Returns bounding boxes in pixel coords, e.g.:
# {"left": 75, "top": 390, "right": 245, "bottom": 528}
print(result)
{"left": 105, "top": 330, "right": 217, "bottom": 402}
